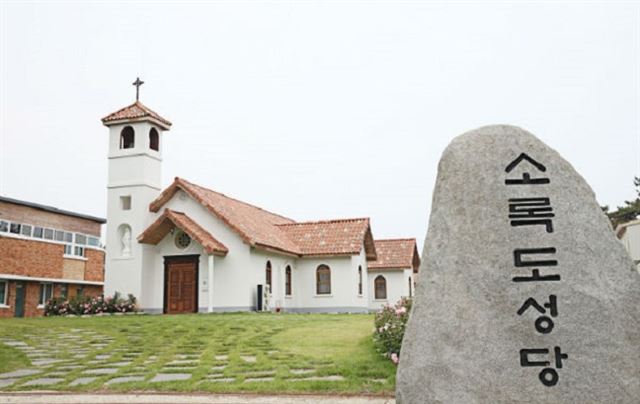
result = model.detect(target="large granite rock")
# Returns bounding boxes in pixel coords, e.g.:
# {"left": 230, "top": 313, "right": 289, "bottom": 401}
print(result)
{"left": 396, "top": 125, "right": 640, "bottom": 403}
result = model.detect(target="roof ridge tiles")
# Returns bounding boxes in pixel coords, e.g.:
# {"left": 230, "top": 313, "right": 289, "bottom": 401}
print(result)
{"left": 175, "top": 177, "right": 296, "bottom": 223}
{"left": 276, "top": 217, "right": 370, "bottom": 227}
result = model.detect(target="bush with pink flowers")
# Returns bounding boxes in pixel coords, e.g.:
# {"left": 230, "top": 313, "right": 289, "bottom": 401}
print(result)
{"left": 373, "top": 297, "right": 412, "bottom": 365}
{"left": 44, "top": 292, "right": 137, "bottom": 316}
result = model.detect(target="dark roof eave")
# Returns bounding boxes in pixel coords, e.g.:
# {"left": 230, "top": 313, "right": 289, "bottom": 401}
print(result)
{"left": 0, "top": 196, "right": 106, "bottom": 224}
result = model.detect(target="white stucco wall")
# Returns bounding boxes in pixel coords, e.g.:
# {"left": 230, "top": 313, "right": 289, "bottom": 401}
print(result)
{"left": 367, "top": 268, "right": 414, "bottom": 311}
{"left": 619, "top": 222, "right": 640, "bottom": 270}
{"left": 105, "top": 122, "right": 165, "bottom": 305}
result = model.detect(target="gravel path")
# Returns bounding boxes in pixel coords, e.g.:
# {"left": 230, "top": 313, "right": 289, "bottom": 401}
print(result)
{"left": 0, "top": 392, "right": 394, "bottom": 404}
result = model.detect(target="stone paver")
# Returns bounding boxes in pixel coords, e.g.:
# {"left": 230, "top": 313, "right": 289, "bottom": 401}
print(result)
{"left": 108, "top": 361, "right": 132, "bottom": 367}
{"left": 22, "top": 378, "right": 64, "bottom": 386}
{"left": 69, "top": 377, "right": 98, "bottom": 386}
{"left": 3, "top": 341, "right": 27, "bottom": 347}
{"left": 0, "top": 379, "right": 17, "bottom": 388}
{"left": 240, "top": 356, "right": 256, "bottom": 363}
{"left": 105, "top": 376, "right": 145, "bottom": 385}
{"left": 0, "top": 369, "right": 40, "bottom": 379}
{"left": 290, "top": 375, "right": 344, "bottom": 382}
{"left": 32, "top": 359, "right": 63, "bottom": 367}
{"left": 244, "top": 377, "right": 274, "bottom": 383}
{"left": 211, "top": 365, "right": 226, "bottom": 371}
{"left": 214, "top": 355, "right": 228, "bottom": 360}
{"left": 83, "top": 368, "right": 118, "bottom": 375}
{"left": 150, "top": 373, "right": 192, "bottom": 383}
{"left": 203, "top": 377, "right": 235, "bottom": 383}
{"left": 290, "top": 369, "right": 315, "bottom": 375}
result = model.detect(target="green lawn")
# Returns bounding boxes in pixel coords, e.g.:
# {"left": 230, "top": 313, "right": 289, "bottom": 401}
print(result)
{"left": 0, "top": 313, "right": 395, "bottom": 394}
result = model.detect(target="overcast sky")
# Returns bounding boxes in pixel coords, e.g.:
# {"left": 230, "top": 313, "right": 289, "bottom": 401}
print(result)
{"left": 1, "top": 1, "right": 638, "bottom": 245}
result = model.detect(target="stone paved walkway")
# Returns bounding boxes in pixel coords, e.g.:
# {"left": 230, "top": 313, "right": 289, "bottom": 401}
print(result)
{"left": 0, "top": 393, "right": 394, "bottom": 403}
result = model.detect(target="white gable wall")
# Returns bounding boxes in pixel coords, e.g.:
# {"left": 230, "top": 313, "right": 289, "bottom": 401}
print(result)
{"left": 368, "top": 268, "right": 413, "bottom": 311}
{"left": 289, "top": 246, "right": 369, "bottom": 313}
{"left": 141, "top": 190, "right": 253, "bottom": 312}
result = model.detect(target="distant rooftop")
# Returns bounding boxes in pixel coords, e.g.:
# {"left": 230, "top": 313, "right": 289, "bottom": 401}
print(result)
{"left": 0, "top": 196, "right": 106, "bottom": 224}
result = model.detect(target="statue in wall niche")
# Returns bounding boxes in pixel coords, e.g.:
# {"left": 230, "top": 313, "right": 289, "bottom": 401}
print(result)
{"left": 121, "top": 226, "right": 131, "bottom": 257}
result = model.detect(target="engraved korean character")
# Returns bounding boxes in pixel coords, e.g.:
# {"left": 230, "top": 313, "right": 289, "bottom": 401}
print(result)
{"left": 512, "top": 248, "right": 560, "bottom": 283}
{"left": 520, "top": 346, "right": 569, "bottom": 387}
{"left": 505, "top": 153, "right": 550, "bottom": 185}
{"left": 517, "top": 295, "right": 558, "bottom": 334}
{"left": 509, "top": 197, "right": 554, "bottom": 233}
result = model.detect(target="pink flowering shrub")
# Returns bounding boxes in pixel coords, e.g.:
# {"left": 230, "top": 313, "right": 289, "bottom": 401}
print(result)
{"left": 45, "top": 292, "right": 137, "bottom": 316}
{"left": 373, "top": 297, "right": 412, "bottom": 365}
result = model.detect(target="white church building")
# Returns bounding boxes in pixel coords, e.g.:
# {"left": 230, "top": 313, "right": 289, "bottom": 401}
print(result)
{"left": 102, "top": 91, "right": 419, "bottom": 314}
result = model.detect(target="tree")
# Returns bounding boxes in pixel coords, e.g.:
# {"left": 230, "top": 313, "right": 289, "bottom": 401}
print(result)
{"left": 603, "top": 177, "right": 640, "bottom": 228}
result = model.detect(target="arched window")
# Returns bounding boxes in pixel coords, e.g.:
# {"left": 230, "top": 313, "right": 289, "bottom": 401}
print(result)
{"left": 120, "top": 126, "right": 135, "bottom": 149}
{"left": 265, "top": 261, "right": 272, "bottom": 292}
{"left": 285, "top": 265, "right": 292, "bottom": 296}
{"left": 375, "top": 275, "right": 387, "bottom": 300}
{"left": 408, "top": 276, "right": 412, "bottom": 297}
{"left": 316, "top": 265, "right": 331, "bottom": 295}
{"left": 149, "top": 128, "right": 159, "bottom": 151}
{"left": 358, "top": 265, "right": 363, "bottom": 295}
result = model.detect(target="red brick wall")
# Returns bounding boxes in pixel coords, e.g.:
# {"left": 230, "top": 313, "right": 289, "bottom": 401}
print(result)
{"left": 85, "top": 249, "right": 105, "bottom": 282}
{"left": 0, "top": 201, "right": 102, "bottom": 236}
{"left": 0, "top": 237, "right": 65, "bottom": 279}
{"left": 0, "top": 280, "right": 103, "bottom": 318}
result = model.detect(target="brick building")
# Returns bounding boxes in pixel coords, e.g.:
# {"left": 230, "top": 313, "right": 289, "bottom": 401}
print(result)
{"left": 0, "top": 196, "right": 106, "bottom": 317}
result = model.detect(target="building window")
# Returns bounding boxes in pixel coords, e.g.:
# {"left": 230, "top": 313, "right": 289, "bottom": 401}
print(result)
{"left": 375, "top": 275, "right": 387, "bottom": 300}
{"left": 265, "top": 261, "right": 272, "bottom": 292}
{"left": 39, "top": 283, "right": 53, "bottom": 306}
{"left": 75, "top": 234, "right": 87, "bottom": 245}
{"left": 149, "top": 128, "right": 159, "bottom": 151}
{"left": 316, "top": 265, "right": 331, "bottom": 295}
{"left": 74, "top": 246, "right": 85, "bottom": 257}
{"left": 120, "top": 126, "right": 135, "bottom": 149}
{"left": 55, "top": 230, "right": 65, "bottom": 242}
{"left": 64, "top": 244, "right": 73, "bottom": 255}
{"left": 21, "top": 225, "right": 32, "bottom": 237}
{"left": 120, "top": 195, "right": 132, "bottom": 210}
{"left": 9, "top": 223, "right": 20, "bottom": 234}
{"left": 32, "top": 226, "right": 43, "bottom": 238}
{"left": 44, "top": 228, "right": 54, "bottom": 240}
{"left": 88, "top": 237, "right": 100, "bottom": 247}
{"left": 408, "top": 276, "right": 412, "bottom": 297}
{"left": 0, "top": 221, "right": 7, "bottom": 232}
{"left": 285, "top": 265, "right": 292, "bottom": 296}
{"left": 358, "top": 265, "right": 363, "bottom": 295}
{"left": 175, "top": 231, "right": 191, "bottom": 249}
{"left": 0, "top": 280, "right": 7, "bottom": 306}
{"left": 64, "top": 232, "right": 73, "bottom": 243}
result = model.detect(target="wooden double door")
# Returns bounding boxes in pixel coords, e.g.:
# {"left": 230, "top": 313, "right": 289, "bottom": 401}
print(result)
{"left": 164, "top": 255, "right": 199, "bottom": 314}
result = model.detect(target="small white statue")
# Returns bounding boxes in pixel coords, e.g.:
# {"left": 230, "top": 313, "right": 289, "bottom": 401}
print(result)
{"left": 121, "top": 226, "right": 131, "bottom": 257}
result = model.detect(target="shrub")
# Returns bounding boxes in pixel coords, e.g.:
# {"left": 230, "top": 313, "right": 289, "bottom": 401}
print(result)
{"left": 44, "top": 292, "right": 137, "bottom": 316}
{"left": 373, "top": 297, "right": 412, "bottom": 365}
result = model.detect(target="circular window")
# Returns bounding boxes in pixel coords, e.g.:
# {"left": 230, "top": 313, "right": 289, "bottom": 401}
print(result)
{"left": 175, "top": 231, "right": 191, "bottom": 249}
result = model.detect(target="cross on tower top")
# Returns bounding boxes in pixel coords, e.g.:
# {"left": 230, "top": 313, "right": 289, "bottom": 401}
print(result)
{"left": 132, "top": 77, "right": 144, "bottom": 101}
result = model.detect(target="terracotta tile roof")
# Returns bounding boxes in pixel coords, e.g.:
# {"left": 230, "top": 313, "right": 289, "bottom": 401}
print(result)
{"left": 137, "top": 209, "right": 228, "bottom": 256}
{"left": 102, "top": 101, "right": 172, "bottom": 130}
{"left": 368, "top": 239, "right": 420, "bottom": 272}
{"left": 277, "top": 218, "right": 377, "bottom": 259}
{"left": 150, "top": 178, "right": 300, "bottom": 255}
{"left": 148, "top": 177, "right": 377, "bottom": 258}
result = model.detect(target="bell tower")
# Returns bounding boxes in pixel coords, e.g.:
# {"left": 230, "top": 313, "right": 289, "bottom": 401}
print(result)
{"left": 102, "top": 78, "right": 172, "bottom": 306}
